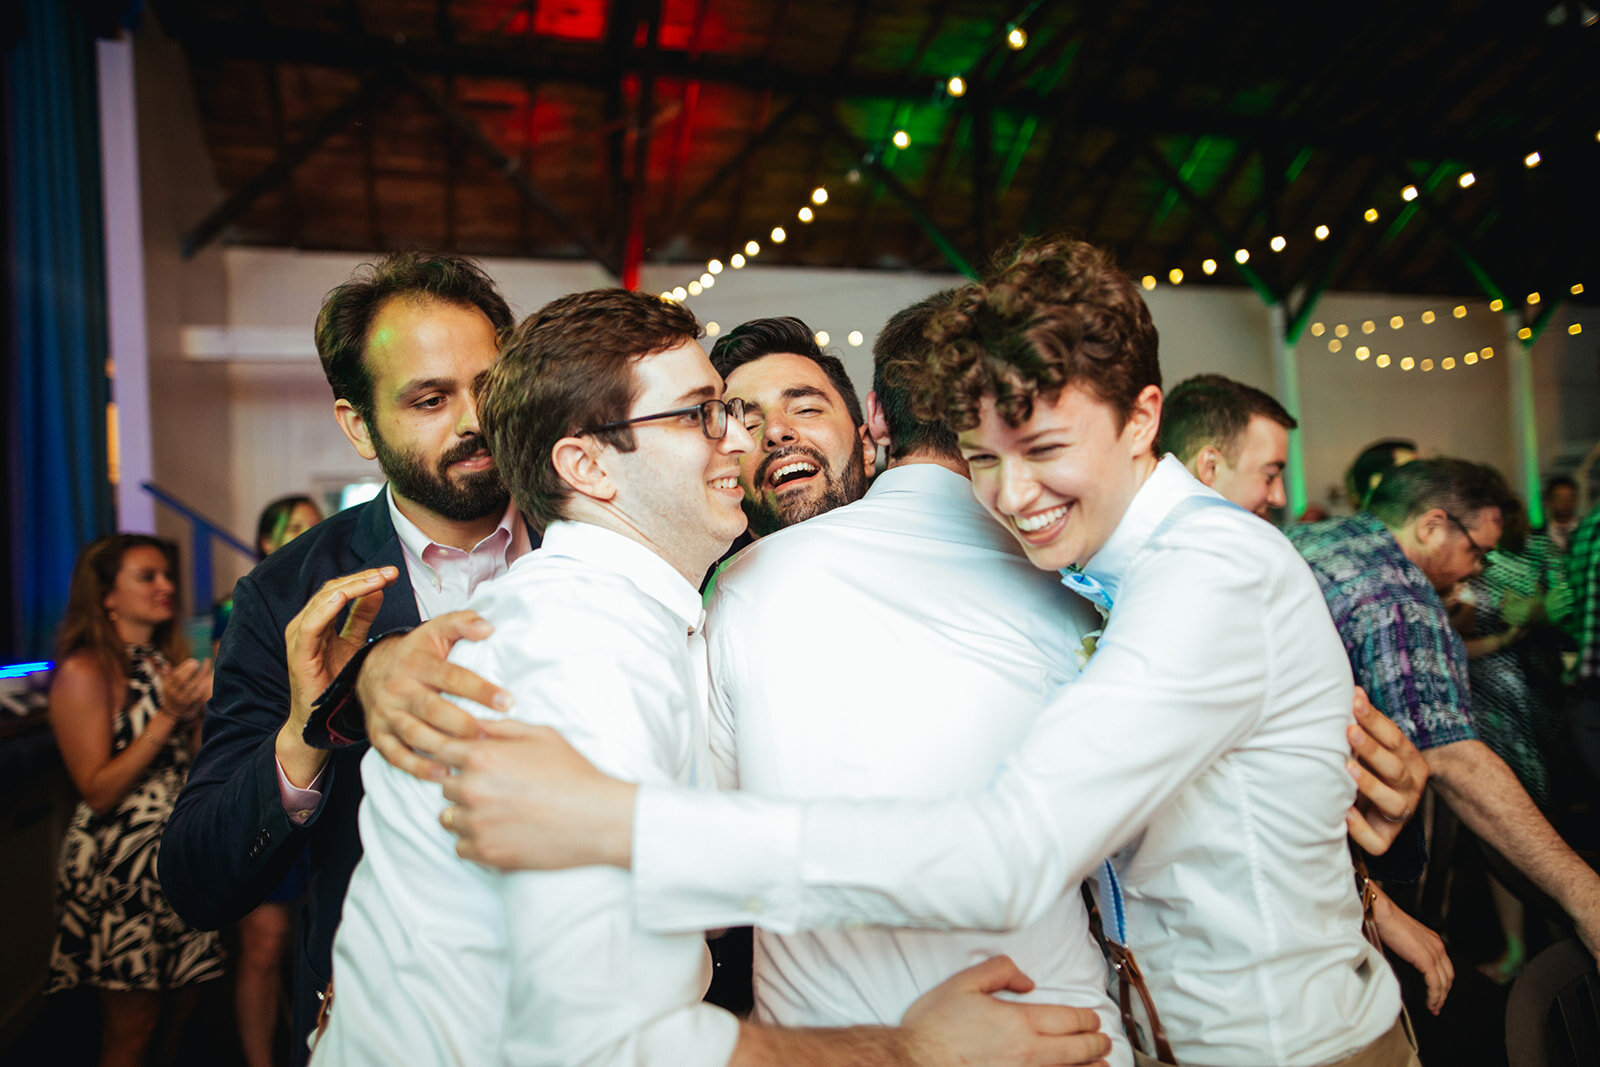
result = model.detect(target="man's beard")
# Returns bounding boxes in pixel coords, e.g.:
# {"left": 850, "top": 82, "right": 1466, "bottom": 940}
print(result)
{"left": 370, "top": 426, "right": 509, "bottom": 523}
{"left": 743, "top": 444, "right": 868, "bottom": 537}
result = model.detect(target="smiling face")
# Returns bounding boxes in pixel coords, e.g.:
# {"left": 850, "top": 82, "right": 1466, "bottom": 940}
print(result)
{"left": 102, "top": 545, "right": 178, "bottom": 637}
{"left": 337, "top": 297, "right": 509, "bottom": 526}
{"left": 1208, "top": 415, "right": 1290, "bottom": 519}
{"left": 959, "top": 383, "right": 1163, "bottom": 572}
{"left": 726, "top": 352, "right": 872, "bottom": 536}
{"left": 605, "top": 340, "right": 754, "bottom": 580}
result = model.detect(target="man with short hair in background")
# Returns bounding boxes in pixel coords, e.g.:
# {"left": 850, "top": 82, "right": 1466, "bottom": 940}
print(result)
{"left": 1158, "top": 373, "right": 1295, "bottom": 519}
{"left": 1290, "top": 458, "right": 1600, "bottom": 964}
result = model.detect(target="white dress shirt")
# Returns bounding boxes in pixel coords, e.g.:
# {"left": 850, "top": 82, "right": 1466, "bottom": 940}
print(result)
{"left": 636, "top": 457, "right": 1401, "bottom": 1066}
{"left": 312, "top": 521, "right": 740, "bottom": 1067}
{"left": 276, "top": 488, "right": 530, "bottom": 819}
{"left": 704, "top": 463, "right": 1128, "bottom": 1065}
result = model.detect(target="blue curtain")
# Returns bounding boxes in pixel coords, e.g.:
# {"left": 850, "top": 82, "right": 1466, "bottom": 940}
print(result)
{"left": 3, "top": 0, "right": 116, "bottom": 660}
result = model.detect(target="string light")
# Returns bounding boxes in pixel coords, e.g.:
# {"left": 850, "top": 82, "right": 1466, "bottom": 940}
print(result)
{"left": 1571, "top": 323, "right": 1585, "bottom": 335}
{"left": 1234, "top": 248, "right": 1249, "bottom": 264}
{"left": 1401, "top": 185, "right": 1419, "bottom": 201}
{"left": 1364, "top": 207, "right": 1380, "bottom": 222}
{"left": 1517, "top": 326, "right": 1533, "bottom": 340}
{"left": 1401, "top": 356, "right": 1415, "bottom": 370}
{"left": 1270, "top": 235, "right": 1287, "bottom": 252}
{"left": 730, "top": 253, "right": 745, "bottom": 269}
{"left": 847, "top": 330, "right": 865, "bottom": 346}
{"left": 814, "top": 330, "right": 830, "bottom": 346}
{"left": 892, "top": 130, "right": 910, "bottom": 149}
{"left": 1202, "top": 258, "right": 1217, "bottom": 275}
{"left": 1458, "top": 172, "right": 1475, "bottom": 188}
{"left": 1574, "top": 283, "right": 1586, "bottom": 295}
{"left": 705, "top": 321, "right": 721, "bottom": 336}
{"left": 946, "top": 75, "right": 966, "bottom": 97}
{"left": 1315, "top": 225, "right": 1330, "bottom": 240}
{"left": 672, "top": 286, "right": 687, "bottom": 300}
{"left": 1141, "top": 275, "right": 1157, "bottom": 290}
{"left": 1169, "top": 268, "right": 1184, "bottom": 285}
{"left": 700, "top": 273, "right": 714, "bottom": 288}
{"left": 1527, "top": 291, "right": 1541, "bottom": 305}
{"left": 771, "top": 226, "right": 787, "bottom": 243}
{"left": 798, "top": 206, "right": 814, "bottom": 223}
{"left": 811, "top": 187, "right": 829, "bottom": 205}
{"left": 1489, "top": 298, "right": 1504, "bottom": 311}
{"left": 1006, "top": 26, "right": 1028, "bottom": 49}
{"left": 687, "top": 280, "right": 702, "bottom": 296}
{"left": 1375, "top": 354, "right": 1390, "bottom": 368}
{"left": 707, "top": 259, "right": 723, "bottom": 274}
{"left": 1525, "top": 151, "right": 1541, "bottom": 168}
{"left": 745, "top": 240, "right": 760, "bottom": 256}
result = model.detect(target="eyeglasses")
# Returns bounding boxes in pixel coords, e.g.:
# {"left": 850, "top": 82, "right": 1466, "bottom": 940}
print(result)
{"left": 1444, "top": 511, "right": 1492, "bottom": 568}
{"left": 586, "top": 397, "right": 748, "bottom": 441}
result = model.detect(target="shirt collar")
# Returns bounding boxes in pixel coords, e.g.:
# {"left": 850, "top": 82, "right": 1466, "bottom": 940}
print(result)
{"left": 1070, "top": 454, "right": 1209, "bottom": 607}
{"left": 386, "top": 485, "right": 528, "bottom": 569}
{"left": 864, "top": 462, "right": 975, "bottom": 503}
{"left": 536, "top": 520, "right": 706, "bottom": 633}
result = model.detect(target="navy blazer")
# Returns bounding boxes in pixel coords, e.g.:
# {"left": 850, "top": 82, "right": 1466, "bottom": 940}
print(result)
{"left": 159, "top": 493, "right": 417, "bottom": 1058}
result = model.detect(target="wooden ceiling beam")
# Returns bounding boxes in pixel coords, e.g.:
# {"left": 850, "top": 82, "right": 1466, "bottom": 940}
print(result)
{"left": 166, "top": 15, "right": 1531, "bottom": 164}
{"left": 181, "top": 71, "right": 394, "bottom": 257}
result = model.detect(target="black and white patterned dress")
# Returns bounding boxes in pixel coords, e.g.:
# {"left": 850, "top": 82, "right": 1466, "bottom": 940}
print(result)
{"left": 48, "top": 645, "right": 224, "bottom": 992}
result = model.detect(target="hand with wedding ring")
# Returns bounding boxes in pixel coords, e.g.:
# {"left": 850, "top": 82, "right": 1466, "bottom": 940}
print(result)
{"left": 1345, "top": 688, "right": 1428, "bottom": 854}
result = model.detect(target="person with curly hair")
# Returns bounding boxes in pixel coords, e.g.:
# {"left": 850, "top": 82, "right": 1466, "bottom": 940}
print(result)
{"left": 48, "top": 534, "right": 224, "bottom": 1067}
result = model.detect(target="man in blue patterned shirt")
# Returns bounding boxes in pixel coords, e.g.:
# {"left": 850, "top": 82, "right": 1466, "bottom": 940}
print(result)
{"left": 1290, "top": 458, "right": 1600, "bottom": 965}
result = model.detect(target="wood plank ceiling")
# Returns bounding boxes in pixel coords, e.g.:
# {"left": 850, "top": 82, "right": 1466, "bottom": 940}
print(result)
{"left": 156, "top": 0, "right": 1598, "bottom": 303}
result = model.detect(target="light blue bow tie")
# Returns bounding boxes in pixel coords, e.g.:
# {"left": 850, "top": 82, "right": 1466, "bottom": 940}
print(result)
{"left": 1059, "top": 569, "right": 1113, "bottom": 614}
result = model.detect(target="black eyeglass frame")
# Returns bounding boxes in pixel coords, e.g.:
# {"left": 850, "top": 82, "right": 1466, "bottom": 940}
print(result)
{"left": 1443, "top": 511, "right": 1492, "bottom": 567}
{"left": 585, "top": 396, "right": 747, "bottom": 441}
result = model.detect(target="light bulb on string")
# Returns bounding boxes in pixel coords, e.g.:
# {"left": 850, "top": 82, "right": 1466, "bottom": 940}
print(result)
{"left": 1401, "top": 185, "right": 1418, "bottom": 201}
{"left": 687, "top": 281, "right": 702, "bottom": 296}
{"left": 1169, "top": 268, "right": 1183, "bottom": 285}
{"left": 745, "top": 240, "right": 760, "bottom": 256}
{"left": 1458, "top": 172, "right": 1475, "bottom": 188}
{"left": 1525, "top": 151, "right": 1542, "bottom": 168}
{"left": 1202, "top": 259, "right": 1217, "bottom": 275}
{"left": 700, "top": 273, "right": 714, "bottom": 288}
{"left": 672, "top": 286, "right": 687, "bottom": 300}
{"left": 1007, "top": 26, "right": 1028, "bottom": 50}
{"left": 707, "top": 259, "right": 723, "bottom": 274}
{"left": 771, "top": 227, "right": 787, "bottom": 243}
{"left": 847, "top": 330, "right": 864, "bottom": 346}
{"left": 892, "top": 130, "right": 910, "bottom": 149}
{"left": 1234, "top": 249, "right": 1249, "bottom": 264}
{"left": 1315, "top": 224, "right": 1330, "bottom": 240}
{"left": 705, "top": 321, "right": 721, "bottom": 336}
{"left": 811, "top": 187, "right": 829, "bottom": 205}
{"left": 730, "top": 254, "right": 745, "bottom": 269}
{"left": 1270, "top": 235, "right": 1286, "bottom": 252}
{"left": 814, "top": 331, "right": 830, "bottom": 346}
{"left": 946, "top": 75, "right": 966, "bottom": 97}
{"left": 798, "top": 206, "right": 814, "bottom": 223}
{"left": 1141, "top": 275, "right": 1157, "bottom": 290}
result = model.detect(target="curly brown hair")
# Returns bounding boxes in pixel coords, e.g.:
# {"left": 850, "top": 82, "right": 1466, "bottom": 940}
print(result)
{"left": 478, "top": 289, "right": 700, "bottom": 533}
{"left": 916, "top": 236, "right": 1161, "bottom": 432}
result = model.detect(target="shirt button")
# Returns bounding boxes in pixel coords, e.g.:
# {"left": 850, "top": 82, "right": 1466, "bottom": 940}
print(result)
{"left": 293, "top": 809, "right": 313, "bottom": 822}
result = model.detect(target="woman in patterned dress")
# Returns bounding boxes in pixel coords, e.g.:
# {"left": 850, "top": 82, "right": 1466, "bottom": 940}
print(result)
{"left": 1456, "top": 497, "right": 1576, "bottom": 984}
{"left": 47, "top": 535, "right": 225, "bottom": 1067}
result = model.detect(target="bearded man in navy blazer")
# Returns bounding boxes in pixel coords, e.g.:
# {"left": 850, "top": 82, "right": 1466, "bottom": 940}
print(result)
{"left": 159, "top": 252, "right": 531, "bottom": 1064}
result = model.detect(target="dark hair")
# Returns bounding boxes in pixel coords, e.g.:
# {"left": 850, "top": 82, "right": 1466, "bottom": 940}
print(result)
{"left": 56, "top": 534, "right": 189, "bottom": 692}
{"left": 479, "top": 289, "right": 700, "bottom": 532}
{"left": 1345, "top": 438, "right": 1417, "bottom": 508}
{"left": 255, "top": 495, "right": 321, "bottom": 560}
{"left": 1545, "top": 474, "right": 1578, "bottom": 496}
{"left": 710, "top": 317, "right": 865, "bottom": 428}
{"left": 916, "top": 236, "right": 1161, "bottom": 431}
{"left": 872, "top": 290, "right": 963, "bottom": 462}
{"left": 314, "top": 251, "right": 515, "bottom": 423}
{"left": 1367, "top": 457, "right": 1516, "bottom": 532}
{"left": 1159, "top": 373, "right": 1297, "bottom": 465}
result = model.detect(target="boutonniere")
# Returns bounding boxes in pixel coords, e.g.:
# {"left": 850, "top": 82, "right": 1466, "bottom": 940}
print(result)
{"left": 1074, "top": 626, "right": 1105, "bottom": 670}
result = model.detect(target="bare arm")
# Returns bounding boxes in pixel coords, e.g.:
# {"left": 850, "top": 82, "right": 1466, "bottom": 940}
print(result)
{"left": 1426, "top": 739, "right": 1600, "bottom": 962}
{"left": 49, "top": 655, "right": 210, "bottom": 815}
{"left": 730, "top": 956, "right": 1110, "bottom": 1067}
{"left": 1370, "top": 885, "right": 1452, "bottom": 1014}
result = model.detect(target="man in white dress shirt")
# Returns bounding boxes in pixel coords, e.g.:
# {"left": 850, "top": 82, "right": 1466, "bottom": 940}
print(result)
{"left": 702, "top": 294, "right": 1128, "bottom": 1063}
{"left": 428, "top": 241, "right": 1418, "bottom": 1066}
{"left": 312, "top": 288, "right": 1109, "bottom": 1067}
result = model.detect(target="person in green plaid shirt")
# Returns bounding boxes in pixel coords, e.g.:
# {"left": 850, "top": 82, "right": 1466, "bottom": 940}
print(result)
{"left": 1568, "top": 505, "right": 1600, "bottom": 781}
{"left": 1291, "top": 458, "right": 1600, "bottom": 969}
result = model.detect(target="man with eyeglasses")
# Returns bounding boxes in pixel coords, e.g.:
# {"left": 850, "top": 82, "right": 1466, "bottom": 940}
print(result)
{"left": 310, "top": 288, "right": 1108, "bottom": 1067}
{"left": 1289, "top": 457, "right": 1600, "bottom": 968}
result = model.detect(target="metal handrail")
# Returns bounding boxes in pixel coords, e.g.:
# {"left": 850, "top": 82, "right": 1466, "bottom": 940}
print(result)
{"left": 140, "top": 482, "right": 256, "bottom": 611}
